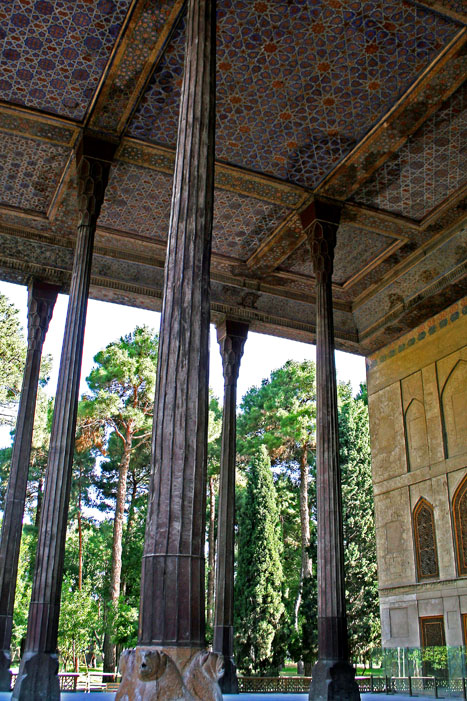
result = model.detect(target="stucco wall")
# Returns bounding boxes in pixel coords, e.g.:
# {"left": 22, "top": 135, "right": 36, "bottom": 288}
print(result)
{"left": 367, "top": 297, "right": 467, "bottom": 648}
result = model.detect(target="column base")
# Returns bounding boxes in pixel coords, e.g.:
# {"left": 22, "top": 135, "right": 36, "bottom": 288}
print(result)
{"left": 309, "top": 659, "right": 360, "bottom": 701}
{"left": 0, "top": 650, "right": 11, "bottom": 691}
{"left": 116, "top": 645, "right": 223, "bottom": 700}
{"left": 12, "top": 651, "right": 60, "bottom": 700}
{"left": 218, "top": 656, "right": 239, "bottom": 694}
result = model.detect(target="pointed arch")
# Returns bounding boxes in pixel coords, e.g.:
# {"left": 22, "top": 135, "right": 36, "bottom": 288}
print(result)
{"left": 440, "top": 359, "right": 467, "bottom": 458}
{"left": 413, "top": 497, "right": 439, "bottom": 581}
{"left": 453, "top": 474, "right": 467, "bottom": 576}
{"left": 404, "top": 397, "right": 429, "bottom": 470}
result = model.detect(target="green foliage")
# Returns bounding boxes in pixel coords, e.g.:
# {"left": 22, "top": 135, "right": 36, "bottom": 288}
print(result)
{"left": 235, "top": 446, "right": 284, "bottom": 675}
{"left": 0, "top": 293, "right": 26, "bottom": 424}
{"left": 11, "top": 526, "right": 37, "bottom": 657}
{"left": 110, "top": 597, "right": 138, "bottom": 649}
{"left": 339, "top": 388, "right": 381, "bottom": 656}
{"left": 237, "top": 359, "right": 316, "bottom": 466}
{"left": 58, "top": 577, "right": 100, "bottom": 671}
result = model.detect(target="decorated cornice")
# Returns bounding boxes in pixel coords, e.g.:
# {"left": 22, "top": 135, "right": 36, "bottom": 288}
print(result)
{"left": 88, "top": 0, "right": 186, "bottom": 135}
{"left": 317, "top": 29, "right": 467, "bottom": 200}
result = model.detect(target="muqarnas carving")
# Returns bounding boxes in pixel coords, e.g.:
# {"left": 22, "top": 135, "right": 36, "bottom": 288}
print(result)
{"left": 116, "top": 647, "right": 223, "bottom": 701}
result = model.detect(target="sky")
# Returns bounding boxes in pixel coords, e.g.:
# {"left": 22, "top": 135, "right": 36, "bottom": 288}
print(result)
{"left": 0, "top": 280, "right": 366, "bottom": 448}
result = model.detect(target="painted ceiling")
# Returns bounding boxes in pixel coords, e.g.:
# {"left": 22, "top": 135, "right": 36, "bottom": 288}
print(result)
{"left": 0, "top": 0, "right": 466, "bottom": 354}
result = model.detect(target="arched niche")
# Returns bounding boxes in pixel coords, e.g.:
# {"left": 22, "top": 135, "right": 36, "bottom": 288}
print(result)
{"left": 413, "top": 497, "right": 439, "bottom": 581}
{"left": 453, "top": 474, "right": 467, "bottom": 576}
{"left": 404, "top": 398, "right": 429, "bottom": 470}
{"left": 440, "top": 359, "right": 467, "bottom": 458}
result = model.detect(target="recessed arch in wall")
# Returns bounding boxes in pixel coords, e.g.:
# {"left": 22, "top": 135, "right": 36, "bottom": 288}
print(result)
{"left": 453, "top": 474, "right": 467, "bottom": 576}
{"left": 413, "top": 497, "right": 439, "bottom": 581}
{"left": 404, "top": 397, "right": 429, "bottom": 471}
{"left": 440, "top": 359, "right": 467, "bottom": 458}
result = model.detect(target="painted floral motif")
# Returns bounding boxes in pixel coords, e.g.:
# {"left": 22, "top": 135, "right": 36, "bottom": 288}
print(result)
{"left": 0, "top": 0, "right": 132, "bottom": 120}
{"left": 353, "top": 84, "right": 466, "bottom": 220}
{"left": 129, "top": 0, "right": 458, "bottom": 188}
{"left": 0, "top": 131, "right": 71, "bottom": 213}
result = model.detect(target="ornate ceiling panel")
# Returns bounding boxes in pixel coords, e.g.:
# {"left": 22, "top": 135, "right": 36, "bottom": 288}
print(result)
{"left": 0, "top": 0, "right": 465, "bottom": 354}
{"left": 99, "top": 161, "right": 173, "bottom": 239}
{"left": 212, "top": 189, "right": 291, "bottom": 259}
{"left": 353, "top": 83, "right": 467, "bottom": 220}
{"left": 128, "top": 0, "right": 460, "bottom": 188}
{"left": 278, "top": 224, "right": 400, "bottom": 286}
{"left": 0, "top": 0, "right": 132, "bottom": 121}
{"left": 0, "top": 131, "right": 71, "bottom": 214}
{"left": 98, "top": 160, "right": 292, "bottom": 259}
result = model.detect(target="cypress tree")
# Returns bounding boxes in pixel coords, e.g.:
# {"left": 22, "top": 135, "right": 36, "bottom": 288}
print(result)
{"left": 235, "top": 445, "right": 284, "bottom": 675}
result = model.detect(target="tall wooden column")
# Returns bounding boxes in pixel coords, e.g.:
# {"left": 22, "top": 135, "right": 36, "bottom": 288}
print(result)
{"left": 116, "top": 0, "right": 220, "bottom": 698}
{"left": 12, "top": 135, "right": 115, "bottom": 701}
{"left": 306, "top": 200, "right": 360, "bottom": 701}
{"left": 214, "top": 320, "right": 248, "bottom": 694}
{"left": 0, "top": 279, "right": 58, "bottom": 691}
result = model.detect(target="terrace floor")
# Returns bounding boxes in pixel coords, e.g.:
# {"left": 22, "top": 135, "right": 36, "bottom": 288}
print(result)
{"left": 0, "top": 693, "right": 445, "bottom": 700}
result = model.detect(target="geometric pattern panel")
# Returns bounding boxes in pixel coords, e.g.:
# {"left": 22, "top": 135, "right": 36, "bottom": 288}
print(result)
{"left": 212, "top": 189, "right": 290, "bottom": 259}
{"left": 98, "top": 161, "right": 290, "bottom": 260}
{"left": 0, "top": 132, "right": 70, "bottom": 213}
{"left": 353, "top": 84, "right": 467, "bottom": 220}
{"left": 129, "top": 0, "right": 459, "bottom": 189}
{"left": 0, "top": 0, "right": 132, "bottom": 121}
{"left": 279, "top": 224, "right": 396, "bottom": 286}
{"left": 98, "top": 161, "right": 173, "bottom": 240}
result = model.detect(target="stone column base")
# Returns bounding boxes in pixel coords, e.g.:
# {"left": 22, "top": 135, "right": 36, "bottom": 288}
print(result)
{"left": 218, "top": 656, "right": 239, "bottom": 694}
{"left": 309, "top": 659, "right": 360, "bottom": 701}
{"left": 0, "top": 650, "right": 11, "bottom": 691}
{"left": 116, "top": 646, "right": 223, "bottom": 701}
{"left": 12, "top": 651, "right": 60, "bottom": 700}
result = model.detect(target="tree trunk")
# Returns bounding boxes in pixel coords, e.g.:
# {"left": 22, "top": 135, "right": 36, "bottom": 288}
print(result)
{"left": 103, "top": 428, "right": 132, "bottom": 678}
{"left": 294, "top": 443, "right": 312, "bottom": 629}
{"left": 78, "top": 468, "right": 83, "bottom": 592}
{"left": 207, "top": 475, "right": 216, "bottom": 628}
{"left": 121, "top": 475, "right": 138, "bottom": 597}
{"left": 34, "top": 478, "right": 43, "bottom": 529}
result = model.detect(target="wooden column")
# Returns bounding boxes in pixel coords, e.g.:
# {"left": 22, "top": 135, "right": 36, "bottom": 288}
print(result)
{"left": 305, "top": 200, "right": 360, "bottom": 701}
{"left": 12, "top": 135, "right": 115, "bottom": 701}
{"left": 0, "top": 280, "right": 58, "bottom": 692}
{"left": 115, "top": 0, "right": 220, "bottom": 699}
{"left": 214, "top": 320, "right": 248, "bottom": 694}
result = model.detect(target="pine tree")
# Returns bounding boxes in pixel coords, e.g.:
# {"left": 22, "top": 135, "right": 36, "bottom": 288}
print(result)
{"left": 235, "top": 445, "right": 284, "bottom": 675}
{"left": 339, "top": 385, "right": 381, "bottom": 660}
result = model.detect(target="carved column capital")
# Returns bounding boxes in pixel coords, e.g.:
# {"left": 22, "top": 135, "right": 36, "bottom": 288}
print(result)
{"left": 27, "top": 281, "right": 60, "bottom": 352}
{"left": 75, "top": 134, "right": 117, "bottom": 229}
{"left": 300, "top": 199, "right": 342, "bottom": 283}
{"left": 216, "top": 320, "right": 249, "bottom": 386}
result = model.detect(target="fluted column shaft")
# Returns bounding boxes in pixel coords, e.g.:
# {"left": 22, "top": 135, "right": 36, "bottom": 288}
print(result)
{"left": 214, "top": 320, "right": 248, "bottom": 693}
{"left": 0, "top": 280, "right": 58, "bottom": 691}
{"left": 13, "top": 136, "right": 115, "bottom": 701}
{"left": 312, "top": 216, "right": 347, "bottom": 662}
{"left": 307, "top": 200, "right": 359, "bottom": 701}
{"left": 139, "top": 0, "right": 216, "bottom": 648}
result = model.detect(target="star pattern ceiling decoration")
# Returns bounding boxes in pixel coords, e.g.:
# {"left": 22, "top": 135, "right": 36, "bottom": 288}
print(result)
{"left": 0, "top": 131, "right": 71, "bottom": 213}
{"left": 98, "top": 160, "right": 291, "bottom": 259}
{"left": 98, "top": 161, "right": 173, "bottom": 239}
{"left": 212, "top": 189, "right": 290, "bottom": 259}
{"left": 279, "top": 223, "right": 398, "bottom": 285}
{"left": 128, "top": 0, "right": 459, "bottom": 189}
{"left": 0, "top": 0, "right": 132, "bottom": 121}
{"left": 353, "top": 83, "right": 467, "bottom": 220}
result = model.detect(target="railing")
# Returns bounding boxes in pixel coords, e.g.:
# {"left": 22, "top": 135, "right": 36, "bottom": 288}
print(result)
{"left": 237, "top": 674, "right": 467, "bottom": 696}
{"left": 11, "top": 672, "right": 79, "bottom": 691}
{"left": 238, "top": 676, "right": 312, "bottom": 693}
